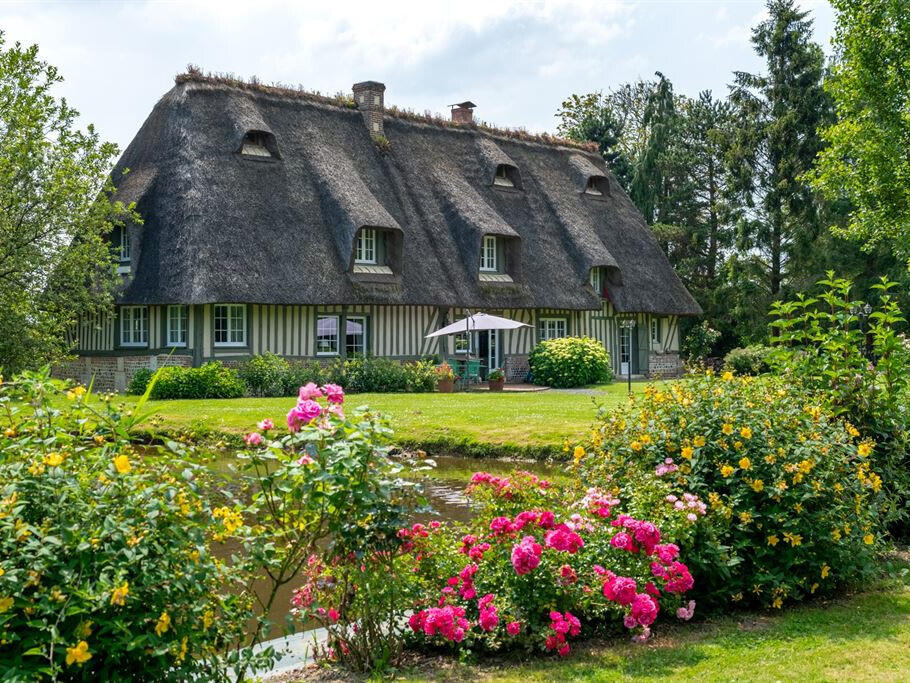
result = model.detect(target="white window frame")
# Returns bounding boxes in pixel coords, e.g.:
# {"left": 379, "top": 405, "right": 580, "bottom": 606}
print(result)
{"left": 119, "top": 229, "right": 131, "bottom": 262}
{"left": 345, "top": 315, "right": 368, "bottom": 356}
{"left": 589, "top": 267, "right": 602, "bottom": 293}
{"left": 214, "top": 304, "right": 247, "bottom": 347}
{"left": 453, "top": 332, "right": 472, "bottom": 355}
{"left": 651, "top": 318, "right": 661, "bottom": 345}
{"left": 480, "top": 235, "right": 498, "bottom": 272}
{"left": 538, "top": 317, "right": 567, "bottom": 342}
{"left": 166, "top": 305, "right": 188, "bottom": 348}
{"left": 316, "top": 315, "right": 340, "bottom": 356}
{"left": 355, "top": 228, "right": 377, "bottom": 265}
{"left": 119, "top": 306, "right": 148, "bottom": 347}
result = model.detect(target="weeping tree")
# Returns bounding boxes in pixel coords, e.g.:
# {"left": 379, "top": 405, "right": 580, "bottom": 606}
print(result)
{"left": 0, "top": 33, "right": 131, "bottom": 373}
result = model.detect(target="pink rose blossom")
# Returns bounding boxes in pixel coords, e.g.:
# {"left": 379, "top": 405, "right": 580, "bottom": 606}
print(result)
{"left": 506, "top": 621, "right": 521, "bottom": 636}
{"left": 327, "top": 608, "right": 339, "bottom": 623}
{"left": 544, "top": 524, "right": 585, "bottom": 554}
{"left": 322, "top": 383, "right": 345, "bottom": 404}
{"left": 676, "top": 599, "right": 696, "bottom": 621}
{"left": 630, "top": 593, "right": 659, "bottom": 626}
{"left": 603, "top": 576, "right": 638, "bottom": 605}
{"left": 510, "top": 535, "right": 542, "bottom": 575}
{"left": 245, "top": 432, "right": 263, "bottom": 446}
{"left": 257, "top": 419, "right": 274, "bottom": 431}
{"left": 298, "top": 382, "right": 322, "bottom": 402}
{"left": 295, "top": 453, "right": 314, "bottom": 466}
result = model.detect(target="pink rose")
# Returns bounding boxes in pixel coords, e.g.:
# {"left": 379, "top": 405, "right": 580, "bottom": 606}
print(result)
{"left": 257, "top": 418, "right": 274, "bottom": 431}
{"left": 510, "top": 536, "right": 542, "bottom": 575}
{"left": 603, "top": 576, "right": 637, "bottom": 605}
{"left": 295, "top": 453, "right": 314, "bottom": 466}
{"left": 244, "top": 432, "right": 263, "bottom": 446}
{"left": 506, "top": 621, "right": 521, "bottom": 636}
{"left": 298, "top": 382, "right": 322, "bottom": 402}
{"left": 327, "top": 608, "right": 339, "bottom": 623}
{"left": 630, "top": 593, "right": 659, "bottom": 626}
{"left": 321, "top": 383, "right": 345, "bottom": 404}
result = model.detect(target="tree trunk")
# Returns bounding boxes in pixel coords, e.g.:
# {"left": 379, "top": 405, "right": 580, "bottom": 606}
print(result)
{"left": 707, "top": 156, "right": 718, "bottom": 282}
{"left": 771, "top": 210, "right": 782, "bottom": 295}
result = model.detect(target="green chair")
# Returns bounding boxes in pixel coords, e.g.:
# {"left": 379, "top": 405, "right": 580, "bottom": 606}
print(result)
{"left": 465, "top": 359, "right": 482, "bottom": 384}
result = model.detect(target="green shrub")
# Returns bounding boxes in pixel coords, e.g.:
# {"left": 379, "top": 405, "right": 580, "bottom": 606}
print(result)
{"left": 723, "top": 345, "right": 773, "bottom": 376}
{"left": 237, "top": 352, "right": 289, "bottom": 397}
{"left": 150, "top": 362, "right": 244, "bottom": 400}
{"left": 682, "top": 320, "right": 721, "bottom": 360}
{"left": 0, "top": 370, "right": 269, "bottom": 679}
{"left": 127, "top": 367, "right": 153, "bottom": 395}
{"left": 280, "top": 359, "right": 327, "bottom": 395}
{"left": 579, "top": 372, "right": 885, "bottom": 611}
{"left": 528, "top": 336, "right": 613, "bottom": 388}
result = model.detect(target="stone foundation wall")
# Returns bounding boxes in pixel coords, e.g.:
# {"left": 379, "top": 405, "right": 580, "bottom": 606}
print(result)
{"left": 648, "top": 352, "right": 683, "bottom": 378}
{"left": 504, "top": 354, "right": 530, "bottom": 382}
{"left": 52, "top": 355, "right": 192, "bottom": 393}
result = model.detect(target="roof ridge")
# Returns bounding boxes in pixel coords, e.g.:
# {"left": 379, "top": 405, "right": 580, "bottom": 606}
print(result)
{"left": 174, "top": 68, "right": 599, "bottom": 154}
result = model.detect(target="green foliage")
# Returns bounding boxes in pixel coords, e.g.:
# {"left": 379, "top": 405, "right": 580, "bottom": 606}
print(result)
{"left": 807, "top": 0, "right": 910, "bottom": 259}
{"left": 723, "top": 345, "right": 773, "bottom": 376}
{"left": 127, "top": 367, "right": 153, "bottom": 395}
{"left": 487, "top": 368, "right": 505, "bottom": 382}
{"left": 681, "top": 320, "right": 721, "bottom": 360}
{"left": 0, "top": 33, "right": 134, "bottom": 373}
{"left": 327, "top": 357, "right": 437, "bottom": 394}
{"left": 0, "top": 370, "right": 266, "bottom": 680}
{"left": 237, "top": 352, "right": 289, "bottom": 397}
{"left": 529, "top": 337, "right": 613, "bottom": 388}
{"left": 769, "top": 274, "right": 910, "bottom": 527}
{"left": 580, "top": 373, "right": 885, "bottom": 611}
{"left": 148, "top": 362, "right": 244, "bottom": 400}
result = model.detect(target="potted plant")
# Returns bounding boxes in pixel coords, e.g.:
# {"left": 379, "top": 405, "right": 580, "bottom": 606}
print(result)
{"left": 487, "top": 367, "right": 506, "bottom": 391}
{"left": 435, "top": 363, "right": 455, "bottom": 393}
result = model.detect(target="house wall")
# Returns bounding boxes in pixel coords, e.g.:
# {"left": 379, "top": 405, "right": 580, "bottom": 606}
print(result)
{"left": 57, "top": 303, "right": 683, "bottom": 390}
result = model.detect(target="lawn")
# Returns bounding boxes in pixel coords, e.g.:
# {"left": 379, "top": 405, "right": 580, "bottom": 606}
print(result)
{"left": 397, "top": 580, "right": 910, "bottom": 682}
{"left": 126, "top": 382, "right": 662, "bottom": 457}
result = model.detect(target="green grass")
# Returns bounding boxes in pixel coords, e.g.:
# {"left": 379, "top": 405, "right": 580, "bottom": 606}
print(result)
{"left": 123, "top": 382, "right": 661, "bottom": 457}
{"left": 402, "top": 580, "right": 910, "bottom": 682}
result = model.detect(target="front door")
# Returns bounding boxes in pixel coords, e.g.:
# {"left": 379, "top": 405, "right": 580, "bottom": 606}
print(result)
{"left": 476, "top": 330, "right": 499, "bottom": 378}
{"left": 620, "top": 326, "right": 631, "bottom": 376}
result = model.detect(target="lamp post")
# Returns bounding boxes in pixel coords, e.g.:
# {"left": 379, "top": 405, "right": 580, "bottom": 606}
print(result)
{"left": 619, "top": 318, "right": 636, "bottom": 396}
{"left": 850, "top": 302, "right": 873, "bottom": 358}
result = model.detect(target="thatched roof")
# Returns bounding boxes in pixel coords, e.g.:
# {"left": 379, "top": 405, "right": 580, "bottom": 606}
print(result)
{"left": 112, "top": 73, "right": 701, "bottom": 316}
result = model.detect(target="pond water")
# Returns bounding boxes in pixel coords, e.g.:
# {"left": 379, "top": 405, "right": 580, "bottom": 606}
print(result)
{"left": 206, "top": 453, "right": 563, "bottom": 639}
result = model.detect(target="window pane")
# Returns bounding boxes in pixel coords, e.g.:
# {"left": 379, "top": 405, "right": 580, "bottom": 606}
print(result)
{"left": 346, "top": 316, "right": 366, "bottom": 356}
{"left": 317, "top": 316, "right": 339, "bottom": 354}
{"left": 214, "top": 305, "right": 227, "bottom": 344}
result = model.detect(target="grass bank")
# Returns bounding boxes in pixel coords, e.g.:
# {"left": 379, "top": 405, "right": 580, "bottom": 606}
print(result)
{"left": 124, "top": 382, "right": 660, "bottom": 458}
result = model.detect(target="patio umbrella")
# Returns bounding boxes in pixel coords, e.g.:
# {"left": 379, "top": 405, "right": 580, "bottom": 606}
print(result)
{"left": 425, "top": 312, "right": 530, "bottom": 338}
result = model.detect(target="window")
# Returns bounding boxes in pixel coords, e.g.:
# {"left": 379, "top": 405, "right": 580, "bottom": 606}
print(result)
{"left": 651, "top": 318, "right": 661, "bottom": 345}
{"left": 355, "top": 228, "right": 376, "bottom": 264}
{"left": 493, "top": 164, "right": 515, "bottom": 187}
{"left": 585, "top": 176, "right": 611, "bottom": 196}
{"left": 240, "top": 131, "right": 272, "bottom": 158}
{"left": 589, "top": 267, "right": 602, "bottom": 294}
{"left": 346, "top": 316, "right": 367, "bottom": 356}
{"left": 119, "top": 306, "right": 148, "bottom": 347}
{"left": 538, "top": 318, "right": 567, "bottom": 341}
{"left": 119, "top": 229, "right": 131, "bottom": 262}
{"left": 480, "top": 235, "right": 498, "bottom": 272}
{"left": 167, "top": 305, "right": 188, "bottom": 347}
{"left": 214, "top": 304, "right": 246, "bottom": 346}
{"left": 454, "top": 332, "right": 472, "bottom": 354}
{"left": 316, "top": 315, "right": 339, "bottom": 355}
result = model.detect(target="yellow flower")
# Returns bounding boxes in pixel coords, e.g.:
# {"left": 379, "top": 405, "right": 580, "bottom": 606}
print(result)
{"left": 630, "top": 440, "right": 642, "bottom": 452}
{"left": 772, "top": 597, "right": 783, "bottom": 609}
{"left": 113, "top": 455, "right": 131, "bottom": 474}
{"left": 783, "top": 532, "right": 802, "bottom": 546}
{"left": 681, "top": 446, "right": 694, "bottom": 460}
{"left": 694, "top": 435, "right": 706, "bottom": 447}
{"left": 863, "top": 533, "right": 875, "bottom": 545}
{"left": 793, "top": 503, "right": 803, "bottom": 514}
{"left": 66, "top": 391, "right": 76, "bottom": 401}
{"left": 155, "top": 611, "right": 171, "bottom": 636}
{"left": 767, "top": 535, "right": 779, "bottom": 547}
{"left": 0, "top": 568, "right": 4, "bottom": 577}
{"left": 66, "top": 641, "right": 92, "bottom": 666}
{"left": 3, "top": 427, "right": 16, "bottom": 438}
{"left": 831, "top": 528, "right": 842, "bottom": 541}
{"left": 857, "top": 442, "right": 873, "bottom": 457}
{"left": 740, "top": 426, "right": 753, "bottom": 440}
{"left": 846, "top": 423, "right": 859, "bottom": 437}
{"left": 738, "top": 511, "right": 752, "bottom": 524}
{"left": 44, "top": 452, "right": 64, "bottom": 467}
{"left": 720, "top": 464, "right": 734, "bottom": 478}
{"left": 810, "top": 583, "right": 819, "bottom": 594}
{"left": 722, "top": 370, "right": 734, "bottom": 381}
{"left": 573, "top": 446, "right": 585, "bottom": 464}
{"left": 110, "top": 582, "right": 129, "bottom": 607}
{"left": 738, "top": 457, "right": 751, "bottom": 470}
{"left": 733, "top": 440, "right": 744, "bottom": 450}
{"left": 202, "top": 609, "right": 215, "bottom": 630}
{"left": 821, "top": 564, "right": 830, "bottom": 579}
{"left": 751, "top": 479, "right": 764, "bottom": 492}
{"left": 722, "top": 423, "right": 734, "bottom": 435}
{"left": 0, "top": 596, "right": 13, "bottom": 613}
{"left": 798, "top": 459, "right": 813, "bottom": 474}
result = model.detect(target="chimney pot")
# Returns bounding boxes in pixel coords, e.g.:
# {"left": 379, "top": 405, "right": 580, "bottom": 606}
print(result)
{"left": 352, "top": 80, "right": 386, "bottom": 137}
{"left": 450, "top": 100, "right": 476, "bottom": 124}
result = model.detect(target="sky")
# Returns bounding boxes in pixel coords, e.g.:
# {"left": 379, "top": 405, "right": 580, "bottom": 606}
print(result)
{"left": 1, "top": 0, "right": 836, "bottom": 151}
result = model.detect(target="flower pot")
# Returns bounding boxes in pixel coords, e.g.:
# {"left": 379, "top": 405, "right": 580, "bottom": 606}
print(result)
{"left": 488, "top": 378, "right": 505, "bottom": 392}
{"left": 436, "top": 378, "right": 455, "bottom": 393}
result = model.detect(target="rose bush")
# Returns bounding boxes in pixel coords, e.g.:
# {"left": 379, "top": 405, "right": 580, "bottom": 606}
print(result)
{"left": 578, "top": 371, "right": 885, "bottom": 610}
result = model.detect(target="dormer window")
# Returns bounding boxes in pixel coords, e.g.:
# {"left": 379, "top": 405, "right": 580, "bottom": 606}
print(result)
{"left": 119, "top": 229, "right": 131, "bottom": 262}
{"left": 480, "top": 235, "right": 498, "bottom": 272}
{"left": 493, "top": 164, "right": 518, "bottom": 188}
{"left": 589, "top": 266, "right": 602, "bottom": 294}
{"left": 584, "top": 176, "right": 609, "bottom": 196}
{"left": 355, "top": 228, "right": 376, "bottom": 264}
{"left": 240, "top": 130, "right": 275, "bottom": 159}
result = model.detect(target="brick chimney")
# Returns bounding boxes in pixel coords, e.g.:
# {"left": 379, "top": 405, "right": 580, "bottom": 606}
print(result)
{"left": 450, "top": 101, "right": 476, "bottom": 124}
{"left": 352, "top": 81, "right": 386, "bottom": 137}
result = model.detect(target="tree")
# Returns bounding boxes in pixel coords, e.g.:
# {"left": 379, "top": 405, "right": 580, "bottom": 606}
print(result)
{"left": 726, "top": 0, "right": 831, "bottom": 296}
{"left": 0, "top": 34, "right": 130, "bottom": 373}
{"left": 806, "top": 0, "right": 910, "bottom": 260}
{"left": 556, "top": 92, "right": 632, "bottom": 189}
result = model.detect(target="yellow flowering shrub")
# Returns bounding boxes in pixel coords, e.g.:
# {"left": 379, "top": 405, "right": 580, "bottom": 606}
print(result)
{"left": 0, "top": 370, "right": 268, "bottom": 679}
{"left": 580, "top": 371, "right": 885, "bottom": 610}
